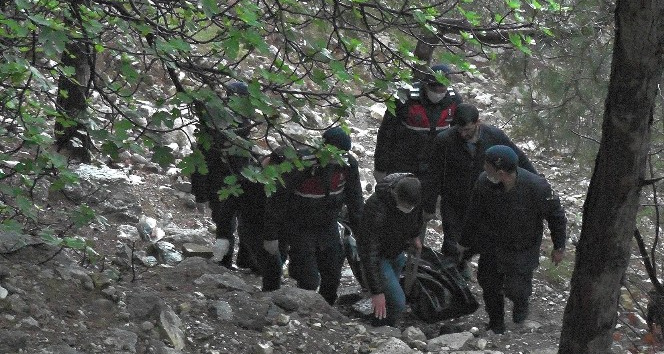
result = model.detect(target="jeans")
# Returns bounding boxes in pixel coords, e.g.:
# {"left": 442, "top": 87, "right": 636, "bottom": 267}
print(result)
{"left": 372, "top": 253, "right": 407, "bottom": 327}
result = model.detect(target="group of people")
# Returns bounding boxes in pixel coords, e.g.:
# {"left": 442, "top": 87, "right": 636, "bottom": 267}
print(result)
{"left": 192, "top": 83, "right": 364, "bottom": 302}
{"left": 193, "top": 65, "right": 568, "bottom": 334}
{"left": 368, "top": 64, "right": 567, "bottom": 332}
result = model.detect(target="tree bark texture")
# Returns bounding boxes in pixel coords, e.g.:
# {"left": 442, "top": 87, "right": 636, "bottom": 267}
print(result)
{"left": 559, "top": 1, "right": 664, "bottom": 353}
{"left": 53, "top": 0, "right": 93, "bottom": 162}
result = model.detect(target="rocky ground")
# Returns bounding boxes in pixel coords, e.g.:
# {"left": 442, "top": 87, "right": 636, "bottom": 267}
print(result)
{"left": 0, "top": 66, "right": 657, "bottom": 354}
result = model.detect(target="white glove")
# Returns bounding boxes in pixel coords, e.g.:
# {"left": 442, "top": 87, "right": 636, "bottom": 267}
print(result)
{"left": 373, "top": 170, "right": 387, "bottom": 183}
{"left": 263, "top": 240, "right": 280, "bottom": 255}
{"left": 212, "top": 239, "right": 230, "bottom": 260}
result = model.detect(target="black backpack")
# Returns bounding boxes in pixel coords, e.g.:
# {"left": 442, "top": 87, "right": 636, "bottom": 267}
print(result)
{"left": 404, "top": 247, "right": 479, "bottom": 323}
{"left": 341, "top": 227, "right": 478, "bottom": 323}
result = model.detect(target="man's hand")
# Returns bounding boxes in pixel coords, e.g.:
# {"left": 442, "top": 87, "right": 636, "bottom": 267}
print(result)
{"left": 422, "top": 211, "right": 436, "bottom": 223}
{"left": 454, "top": 243, "right": 469, "bottom": 263}
{"left": 263, "top": 240, "right": 280, "bottom": 255}
{"left": 371, "top": 293, "right": 387, "bottom": 319}
{"left": 413, "top": 236, "right": 422, "bottom": 252}
{"left": 373, "top": 170, "right": 387, "bottom": 182}
{"left": 551, "top": 248, "right": 564, "bottom": 265}
{"left": 212, "top": 238, "right": 230, "bottom": 261}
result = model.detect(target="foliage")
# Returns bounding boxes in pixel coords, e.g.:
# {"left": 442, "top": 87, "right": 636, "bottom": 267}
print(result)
{"left": 497, "top": 0, "right": 615, "bottom": 170}
{"left": 0, "top": 1, "right": 559, "bottom": 242}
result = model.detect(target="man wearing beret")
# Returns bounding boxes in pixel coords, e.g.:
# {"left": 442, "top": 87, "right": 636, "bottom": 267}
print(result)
{"left": 421, "top": 104, "right": 538, "bottom": 279}
{"left": 262, "top": 127, "right": 364, "bottom": 304}
{"left": 459, "top": 145, "right": 567, "bottom": 334}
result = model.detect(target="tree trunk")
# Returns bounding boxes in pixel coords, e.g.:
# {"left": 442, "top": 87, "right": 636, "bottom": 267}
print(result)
{"left": 559, "top": 1, "right": 664, "bottom": 353}
{"left": 53, "top": 0, "right": 93, "bottom": 162}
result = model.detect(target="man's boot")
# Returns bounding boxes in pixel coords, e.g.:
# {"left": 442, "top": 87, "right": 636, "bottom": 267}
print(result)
{"left": 484, "top": 293, "right": 505, "bottom": 334}
{"left": 512, "top": 300, "right": 529, "bottom": 324}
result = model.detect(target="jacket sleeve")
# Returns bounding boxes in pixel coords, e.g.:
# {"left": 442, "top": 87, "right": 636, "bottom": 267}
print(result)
{"left": 494, "top": 129, "right": 538, "bottom": 175}
{"left": 356, "top": 199, "right": 386, "bottom": 295}
{"left": 344, "top": 156, "right": 364, "bottom": 229}
{"left": 374, "top": 103, "right": 400, "bottom": 173}
{"left": 492, "top": 127, "right": 538, "bottom": 174}
{"left": 459, "top": 178, "right": 485, "bottom": 253}
{"left": 421, "top": 132, "right": 446, "bottom": 214}
{"left": 540, "top": 180, "right": 567, "bottom": 250}
{"left": 514, "top": 145, "right": 538, "bottom": 175}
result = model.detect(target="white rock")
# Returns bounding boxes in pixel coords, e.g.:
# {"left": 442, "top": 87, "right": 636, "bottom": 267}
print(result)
{"left": 372, "top": 337, "right": 415, "bottom": 354}
{"left": 426, "top": 331, "right": 474, "bottom": 352}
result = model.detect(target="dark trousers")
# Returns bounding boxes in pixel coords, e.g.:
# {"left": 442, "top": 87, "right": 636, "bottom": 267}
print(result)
{"left": 477, "top": 254, "right": 533, "bottom": 327}
{"left": 441, "top": 210, "right": 474, "bottom": 267}
{"left": 209, "top": 180, "right": 265, "bottom": 270}
{"left": 287, "top": 224, "right": 345, "bottom": 305}
{"left": 258, "top": 247, "right": 284, "bottom": 292}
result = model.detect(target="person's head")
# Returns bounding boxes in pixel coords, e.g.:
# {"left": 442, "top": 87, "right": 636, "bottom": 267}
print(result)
{"left": 422, "top": 64, "right": 451, "bottom": 104}
{"left": 227, "top": 81, "right": 249, "bottom": 96}
{"left": 453, "top": 104, "right": 480, "bottom": 142}
{"left": 391, "top": 176, "right": 421, "bottom": 213}
{"left": 484, "top": 145, "right": 518, "bottom": 183}
{"left": 322, "top": 126, "right": 352, "bottom": 151}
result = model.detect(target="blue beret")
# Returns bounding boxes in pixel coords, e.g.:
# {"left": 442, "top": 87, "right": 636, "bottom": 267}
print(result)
{"left": 485, "top": 145, "right": 518, "bottom": 171}
{"left": 431, "top": 64, "right": 452, "bottom": 75}
{"left": 228, "top": 81, "right": 249, "bottom": 96}
{"left": 323, "top": 127, "right": 352, "bottom": 151}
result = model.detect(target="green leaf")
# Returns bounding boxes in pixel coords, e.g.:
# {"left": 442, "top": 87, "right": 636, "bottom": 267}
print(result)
{"left": 167, "top": 38, "right": 192, "bottom": 52}
{"left": 236, "top": 2, "right": 261, "bottom": 27}
{"left": 39, "top": 27, "right": 68, "bottom": 57}
{"left": 547, "top": 0, "right": 561, "bottom": 11}
{"left": 16, "top": 195, "right": 37, "bottom": 221}
{"left": 151, "top": 111, "right": 174, "bottom": 129}
{"left": 541, "top": 27, "right": 554, "bottom": 37}
{"left": 216, "top": 175, "right": 243, "bottom": 200}
{"left": 505, "top": 0, "right": 522, "bottom": 9}
{"left": 178, "top": 149, "right": 208, "bottom": 176}
{"left": 152, "top": 146, "right": 175, "bottom": 167}
{"left": 223, "top": 30, "right": 241, "bottom": 59}
{"left": 330, "top": 60, "right": 351, "bottom": 82}
{"left": 63, "top": 237, "right": 87, "bottom": 250}
{"left": 202, "top": 0, "right": 220, "bottom": 16}
{"left": 457, "top": 7, "right": 480, "bottom": 26}
{"left": 73, "top": 204, "right": 96, "bottom": 228}
{"left": 115, "top": 118, "right": 133, "bottom": 141}
{"left": 40, "top": 232, "right": 62, "bottom": 246}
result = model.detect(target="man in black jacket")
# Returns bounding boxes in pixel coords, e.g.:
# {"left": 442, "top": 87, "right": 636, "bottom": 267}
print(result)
{"left": 421, "top": 104, "right": 538, "bottom": 278}
{"left": 262, "top": 127, "right": 364, "bottom": 304}
{"left": 459, "top": 145, "right": 567, "bottom": 334}
{"left": 374, "top": 64, "right": 463, "bottom": 181}
{"left": 356, "top": 173, "right": 423, "bottom": 327}
{"left": 191, "top": 81, "right": 263, "bottom": 272}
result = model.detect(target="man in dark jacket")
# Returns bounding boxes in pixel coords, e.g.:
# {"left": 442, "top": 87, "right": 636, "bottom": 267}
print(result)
{"left": 459, "top": 145, "right": 567, "bottom": 334}
{"left": 374, "top": 64, "right": 463, "bottom": 180}
{"left": 191, "top": 81, "right": 263, "bottom": 272}
{"left": 421, "top": 104, "right": 538, "bottom": 278}
{"left": 356, "top": 173, "right": 424, "bottom": 327}
{"left": 262, "top": 127, "right": 364, "bottom": 304}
